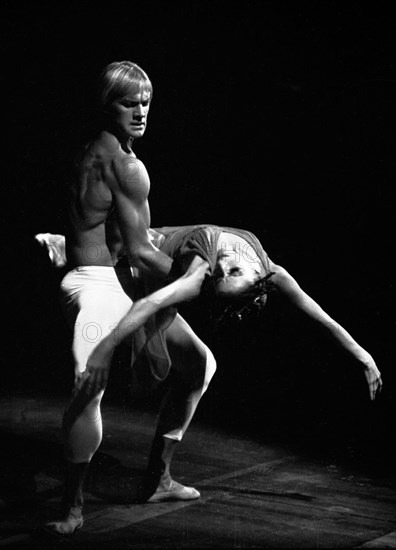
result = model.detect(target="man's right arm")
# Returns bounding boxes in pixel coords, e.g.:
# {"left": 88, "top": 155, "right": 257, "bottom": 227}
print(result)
{"left": 110, "top": 156, "right": 173, "bottom": 280}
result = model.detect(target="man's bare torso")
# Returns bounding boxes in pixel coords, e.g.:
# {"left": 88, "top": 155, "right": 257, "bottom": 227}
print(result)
{"left": 66, "top": 131, "right": 151, "bottom": 269}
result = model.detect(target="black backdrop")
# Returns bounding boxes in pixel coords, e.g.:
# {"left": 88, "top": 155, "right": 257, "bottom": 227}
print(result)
{"left": 3, "top": 1, "right": 396, "bottom": 461}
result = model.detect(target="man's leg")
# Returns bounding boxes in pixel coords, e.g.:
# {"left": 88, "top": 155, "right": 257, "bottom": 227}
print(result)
{"left": 45, "top": 269, "right": 134, "bottom": 535}
{"left": 143, "top": 314, "right": 216, "bottom": 502}
{"left": 45, "top": 384, "right": 105, "bottom": 535}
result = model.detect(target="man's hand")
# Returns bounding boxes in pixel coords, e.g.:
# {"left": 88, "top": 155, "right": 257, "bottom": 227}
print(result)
{"left": 363, "top": 362, "right": 383, "bottom": 401}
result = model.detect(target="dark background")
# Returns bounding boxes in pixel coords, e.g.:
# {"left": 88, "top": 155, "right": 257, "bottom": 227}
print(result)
{"left": 3, "top": 1, "right": 396, "bottom": 465}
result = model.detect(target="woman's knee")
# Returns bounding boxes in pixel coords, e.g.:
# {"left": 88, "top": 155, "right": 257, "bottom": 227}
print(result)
{"left": 186, "top": 344, "right": 216, "bottom": 393}
{"left": 202, "top": 345, "right": 217, "bottom": 391}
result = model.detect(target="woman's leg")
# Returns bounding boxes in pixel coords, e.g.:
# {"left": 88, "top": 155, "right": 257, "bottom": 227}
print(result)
{"left": 143, "top": 314, "right": 216, "bottom": 502}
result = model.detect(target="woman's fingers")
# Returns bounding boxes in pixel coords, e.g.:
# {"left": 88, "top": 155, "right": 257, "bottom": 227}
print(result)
{"left": 83, "top": 368, "right": 106, "bottom": 396}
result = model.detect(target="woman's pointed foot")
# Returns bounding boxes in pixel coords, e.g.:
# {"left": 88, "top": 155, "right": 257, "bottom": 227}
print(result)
{"left": 146, "top": 478, "right": 200, "bottom": 503}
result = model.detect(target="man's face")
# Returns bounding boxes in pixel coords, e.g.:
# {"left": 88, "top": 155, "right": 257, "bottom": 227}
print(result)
{"left": 109, "top": 89, "right": 151, "bottom": 139}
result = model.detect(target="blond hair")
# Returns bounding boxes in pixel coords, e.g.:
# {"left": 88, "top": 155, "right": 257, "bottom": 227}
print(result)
{"left": 97, "top": 60, "right": 152, "bottom": 110}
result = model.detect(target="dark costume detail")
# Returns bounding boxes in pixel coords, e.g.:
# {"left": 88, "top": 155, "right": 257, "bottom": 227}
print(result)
{"left": 158, "top": 224, "right": 271, "bottom": 279}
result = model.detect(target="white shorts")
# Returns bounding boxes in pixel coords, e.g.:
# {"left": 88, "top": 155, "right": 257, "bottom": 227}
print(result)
{"left": 60, "top": 266, "right": 136, "bottom": 374}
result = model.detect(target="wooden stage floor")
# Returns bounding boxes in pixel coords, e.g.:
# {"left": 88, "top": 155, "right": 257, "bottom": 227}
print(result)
{"left": 0, "top": 392, "right": 395, "bottom": 549}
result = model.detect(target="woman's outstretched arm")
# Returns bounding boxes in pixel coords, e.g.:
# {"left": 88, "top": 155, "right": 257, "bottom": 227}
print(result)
{"left": 82, "top": 256, "right": 210, "bottom": 394}
{"left": 270, "top": 262, "right": 383, "bottom": 400}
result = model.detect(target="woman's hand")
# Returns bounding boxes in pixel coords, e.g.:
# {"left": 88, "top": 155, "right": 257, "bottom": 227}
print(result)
{"left": 81, "top": 338, "right": 115, "bottom": 396}
{"left": 363, "top": 360, "right": 383, "bottom": 401}
{"left": 271, "top": 263, "right": 384, "bottom": 402}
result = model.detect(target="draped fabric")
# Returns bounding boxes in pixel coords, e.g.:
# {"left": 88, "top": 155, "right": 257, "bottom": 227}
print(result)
{"left": 155, "top": 224, "right": 271, "bottom": 279}
{"left": 131, "top": 225, "right": 271, "bottom": 384}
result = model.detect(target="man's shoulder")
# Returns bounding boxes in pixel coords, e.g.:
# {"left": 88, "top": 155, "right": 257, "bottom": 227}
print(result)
{"left": 95, "top": 132, "right": 143, "bottom": 166}
{"left": 82, "top": 131, "right": 148, "bottom": 190}
{"left": 111, "top": 152, "right": 147, "bottom": 187}
{"left": 82, "top": 133, "right": 133, "bottom": 173}
{"left": 90, "top": 131, "right": 120, "bottom": 158}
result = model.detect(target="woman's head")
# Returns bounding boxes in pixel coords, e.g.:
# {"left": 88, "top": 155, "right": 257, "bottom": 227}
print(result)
{"left": 96, "top": 60, "right": 153, "bottom": 111}
{"left": 211, "top": 250, "right": 274, "bottom": 317}
{"left": 212, "top": 251, "right": 263, "bottom": 304}
{"left": 208, "top": 252, "right": 274, "bottom": 323}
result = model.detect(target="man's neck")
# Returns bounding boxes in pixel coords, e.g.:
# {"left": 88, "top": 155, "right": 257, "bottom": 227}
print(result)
{"left": 103, "top": 127, "right": 136, "bottom": 155}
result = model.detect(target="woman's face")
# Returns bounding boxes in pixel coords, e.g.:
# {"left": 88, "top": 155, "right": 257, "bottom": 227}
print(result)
{"left": 212, "top": 251, "right": 261, "bottom": 301}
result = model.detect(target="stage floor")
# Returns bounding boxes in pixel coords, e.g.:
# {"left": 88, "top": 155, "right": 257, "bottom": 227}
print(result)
{"left": 0, "top": 392, "right": 395, "bottom": 549}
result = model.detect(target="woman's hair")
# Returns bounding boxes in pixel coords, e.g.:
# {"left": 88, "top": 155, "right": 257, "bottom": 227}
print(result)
{"left": 218, "top": 271, "right": 275, "bottom": 322}
{"left": 96, "top": 60, "right": 153, "bottom": 110}
{"left": 203, "top": 271, "right": 275, "bottom": 325}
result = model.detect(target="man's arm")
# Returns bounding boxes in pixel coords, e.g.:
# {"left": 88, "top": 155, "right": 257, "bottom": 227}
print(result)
{"left": 82, "top": 256, "right": 210, "bottom": 393}
{"left": 270, "top": 263, "right": 383, "bottom": 400}
{"left": 110, "top": 156, "right": 173, "bottom": 280}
